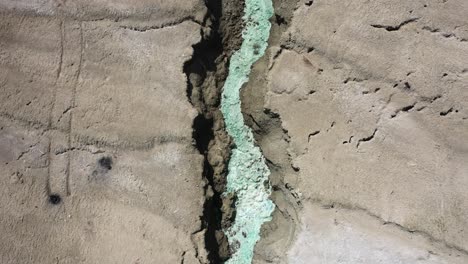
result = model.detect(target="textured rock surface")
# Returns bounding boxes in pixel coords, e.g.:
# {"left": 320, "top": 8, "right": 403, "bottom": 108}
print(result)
{"left": 220, "top": 0, "right": 275, "bottom": 263}
{"left": 289, "top": 204, "right": 468, "bottom": 264}
{"left": 2, "top": 0, "right": 468, "bottom": 263}
{"left": 0, "top": 1, "right": 208, "bottom": 263}
{"left": 242, "top": 0, "right": 468, "bottom": 263}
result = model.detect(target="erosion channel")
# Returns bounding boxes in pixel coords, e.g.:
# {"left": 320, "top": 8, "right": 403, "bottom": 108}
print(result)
{"left": 220, "top": 0, "right": 275, "bottom": 263}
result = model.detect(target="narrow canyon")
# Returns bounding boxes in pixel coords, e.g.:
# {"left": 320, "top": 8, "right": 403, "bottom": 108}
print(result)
{"left": 0, "top": 0, "right": 467, "bottom": 263}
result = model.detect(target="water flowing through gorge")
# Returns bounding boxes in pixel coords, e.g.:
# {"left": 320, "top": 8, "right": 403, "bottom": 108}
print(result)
{"left": 220, "top": 0, "right": 275, "bottom": 263}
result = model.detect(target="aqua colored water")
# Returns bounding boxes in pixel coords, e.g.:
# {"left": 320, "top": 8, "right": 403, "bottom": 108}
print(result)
{"left": 220, "top": 0, "right": 275, "bottom": 263}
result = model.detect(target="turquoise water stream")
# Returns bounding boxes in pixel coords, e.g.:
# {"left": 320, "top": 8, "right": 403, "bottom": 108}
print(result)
{"left": 220, "top": 0, "right": 275, "bottom": 263}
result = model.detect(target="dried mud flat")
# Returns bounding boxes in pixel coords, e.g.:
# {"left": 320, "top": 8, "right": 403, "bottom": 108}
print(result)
{"left": 1, "top": 0, "right": 468, "bottom": 264}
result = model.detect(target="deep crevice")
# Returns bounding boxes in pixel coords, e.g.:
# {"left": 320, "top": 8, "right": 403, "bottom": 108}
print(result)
{"left": 184, "top": 0, "right": 245, "bottom": 262}
{"left": 193, "top": 115, "right": 214, "bottom": 154}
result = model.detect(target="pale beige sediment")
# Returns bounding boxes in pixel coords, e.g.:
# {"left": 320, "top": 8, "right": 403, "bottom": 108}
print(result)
{"left": 255, "top": 0, "right": 468, "bottom": 263}
{"left": 0, "top": 1, "right": 208, "bottom": 263}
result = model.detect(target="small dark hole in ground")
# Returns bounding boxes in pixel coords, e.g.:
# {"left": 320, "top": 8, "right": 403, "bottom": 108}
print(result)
{"left": 404, "top": 82, "right": 412, "bottom": 90}
{"left": 275, "top": 14, "right": 286, "bottom": 25}
{"left": 98, "top": 156, "right": 113, "bottom": 170}
{"left": 49, "top": 194, "right": 61, "bottom": 205}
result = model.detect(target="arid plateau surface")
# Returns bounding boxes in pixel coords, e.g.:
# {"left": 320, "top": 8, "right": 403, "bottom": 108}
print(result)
{"left": 0, "top": 0, "right": 467, "bottom": 264}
